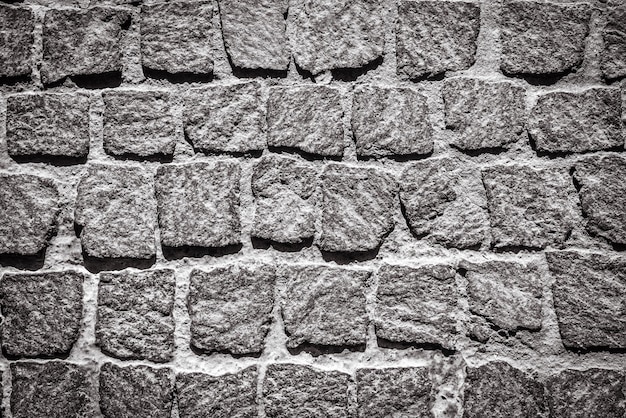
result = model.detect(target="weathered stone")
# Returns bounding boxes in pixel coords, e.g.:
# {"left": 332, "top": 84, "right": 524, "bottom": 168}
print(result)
{"left": 400, "top": 158, "right": 490, "bottom": 249}
{"left": 263, "top": 364, "right": 350, "bottom": 418}
{"left": 482, "top": 165, "right": 578, "bottom": 249}
{"left": 397, "top": 0, "right": 480, "bottom": 79}
{"left": 602, "top": 1, "right": 626, "bottom": 80}
{"left": 6, "top": 93, "right": 90, "bottom": 158}
{"left": 0, "top": 4, "right": 34, "bottom": 78}
{"left": 155, "top": 161, "right": 241, "bottom": 248}
{"left": 356, "top": 367, "right": 433, "bottom": 418}
{"left": 320, "top": 164, "right": 397, "bottom": 253}
{"left": 219, "top": 0, "right": 289, "bottom": 70}
{"left": 177, "top": 367, "right": 257, "bottom": 418}
{"left": 267, "top": 85, "right": 344, "bottom": 157}
{"left": 188, "top": 264, "right": 275, "bottom": 355}
{"left": 103, "top": 90, "right": 176, "bottom": 158}
{"left": 141, "top": 1, "right": 213, "bottom": 74}
{"left": 75, "top": 164, "right": 156, "bottom": 259}
{"left": 546, "top": 250, "right": 626, "bottom": 350}
{"left": 184, "top": 82, "right": 264, "bottom": 153}
{"left": 251, "top": 154, "right": 317, "bottom": 244}
{"left": 546, "top": 368, "right": 626, "bottom": 418}
{"left": 100, "top": 363, "right": 174, "bottom": 418}
{"left": 352, "top": 85, "right": 433, "bottom": 157}
{"left": 41, "top": 7, "right": 130, "bottom": 84}
{"left": 463, "top": 361, "right": 546, "bottom": 418}
{"left": 528, "top": 88, "right": 623, "bottom": 154}
{"left": 500, "top": 0, "right": 590, "bottom": 75}
{"left": 292, "top": 0, "right": 384, "bottom": 75}
{"left": 11, "top": 361, "right": 97, "bottom": 418}
{"left": 0, "top": 173, "right": 59, "bottom": 255}
{"left": 442, "top": 78, "right": 526, "bottom": 150}
{"left": 97, "top": 269, "right": 175, "bottom": 362}
{"left": 374, "top": 264, "right": 459, "bottom": 350}
{"left": 280, "top": 265, "right": 369, "bottom": 349}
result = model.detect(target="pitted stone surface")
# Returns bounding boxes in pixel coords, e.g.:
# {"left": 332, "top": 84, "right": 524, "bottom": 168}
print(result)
{"left": 602, "top": 1, "right": 626, "bottom": 80}
{"left": 546, "top": 250, "right": 626, "bottom": 350}
{"left": 0, "top": 4, "right": 34, "bottom": 78}
{"left": 397, "top": 0, "right": 480, "bottom": 80}
{"left": 188, "top": 264, "right": 275, "bottom": 355}
{"left": 0, "top": 270, "right": 83, "bottom": 358}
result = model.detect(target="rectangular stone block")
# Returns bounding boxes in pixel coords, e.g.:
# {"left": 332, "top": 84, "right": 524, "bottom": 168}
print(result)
{"left": 602, "top": 0, "right": 626, "bottom": 80}
{"left": 0, "top": 4, "right": 34, "bottom": 78}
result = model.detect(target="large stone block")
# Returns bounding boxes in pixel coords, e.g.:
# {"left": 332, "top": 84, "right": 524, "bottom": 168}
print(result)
{"left": 602, "top": 0, "right": 626, "bottom": 80}
{"left": 0, "top": 4, "right": 34, "bottom": 78}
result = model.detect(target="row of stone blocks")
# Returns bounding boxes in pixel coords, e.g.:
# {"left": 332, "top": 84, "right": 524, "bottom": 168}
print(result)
{"left": 1, "top": 0, "right": 624, "bottom": 83}
{"left": 4, "top": 359, "right": 625, "bottom": 417}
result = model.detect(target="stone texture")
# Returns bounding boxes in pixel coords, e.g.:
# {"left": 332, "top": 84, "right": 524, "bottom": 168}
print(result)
{"left": 374, "top": 264, "right": 459, "bottom": 350}
{"left": 482, "top": 165, "right": 578, "bottom": 249}
{"left": 397, "top": 0, "right": 480, "bottom": 80}
{"left": 41, "top": 7, "right": 130, "bottom": 84}
{"left": 356, "top": 367, "right": 433, "bottom": 418}
{"left": 6, "top": 93, "right": 90, "bottom": 158}
{"left": 219, "top": 0, "right": 289, "bottom": 70}
{"left": 184, "top": 82, "right": 264, "bottom": 153}
{"left": 141, "top": 1, "right": 213, "bottom": 74}
{"left": 351, "top": 85, "right": 433, "bottom": 158}
{"left": 500, "top": 0, "right": 591, "bottom": 75}
{"left": 280, "top": 265, "right": 370, "bottom": 349}
{"left": 292, "top": 0, "right": 384, "bottom": 75}
{"left": 267, "top": 85, "right": 344, "bottom": 157}
{"left": 103, "top": 90, "right": 176, "bottom": 158}
{"left": 442, "top": 78, "right": 527, "bottom": 150}
{"left": 75, "top": 163, "right": 156, "bottom": 259}
{"left": 546, "top": 250, "right": 626, "bottom": 350}
{"left": 400, "top": 158, "right": 490, "bottom": 249}
{"left": 602, "top": 0, "right": 626, "bottom": 80}
{"left": 528, "top": 88, "right": 623, "bottom": 154}
{"left": 97, "top": 269, "right": 175, "bottom": 362}
{"left": 11, "top": 361, "right": 97, "bottom": 418}
{"left": 177, "top": 367, "right": 257, "bottom": 418}
{"left": 546, "top": 368, "right": 626, "bottom": 418}
{"left": 100, "top": 363, "right": 174, "bottom": 418}
{"left": 263, "top": 364, "right": 350, "bottom": 418}
{"left": 188, "top": 264, "right": 275, "bottom": 355}
{"left": 320, "top": 164, "right": 397, "bottom": 253}
{"left": 463, "top": 361, "right": 546, "bottom": 418}
{"left": 0, "top": 4, "right": 34, "bottom": 78}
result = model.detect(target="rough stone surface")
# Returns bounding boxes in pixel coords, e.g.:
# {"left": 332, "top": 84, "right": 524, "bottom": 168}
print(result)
{"left": 41, "top": 7, "right": 130, "bottom": 84}
{"left": 97, "top": 269, "right": 176, "bottom": 362}
{"left": 500, "top": 0, "right": 590, "bottom": 75}
{"left": 442, "top": 78, "right": 527, "bottom": 150}
{"left": 0, "top": 4, "right": 34, "bottom": 78}
{"left": 280, "top": 265, "right": 370, "bottom": 349}
{"left": 184, "top": 82, "right": 264, "bottom": 153}
{"left": 263, "top": 364, "right": 350, "bottom": 418}
{"left": 6, "top": 93, "right": 90, "bottom": 158}
{"left": 463, "top": 361, "right": 546, "bottom": 418}
{"left": 155, "top": 161, "right": 241, "bottom": 248}
{"left": 141, "top": 1, "right": 213, "bottom": 74}
{"left": 320, "top": 164, "right": 397, "bottom": 253}
{"left": 267, "top": 85, "right": 344, "bottom": 157}
{"left": 400, "top": 158, "right": 490, "bottom": 249}
{"left": 546, "top": 250, "right": 626, "bottom": 350}
{"left": 103, "top": 90, "right": 176, "bottom": 158}
{"left": 397, "top": 0, "right": 480, "bottom": 80}
{"left": 374, "top": 264, "right": 459, "bottom": 350}
{"left": 188, "top": 264, "right": 275, "bottom": 355}
{"left": 602, "top": 1, "right": 626, "bottom": 80}
{"left": 75, "top": 163, "right": 156, "bottom": 259}
{"left": 177, "top": 367, "right": 257, "bottom": 418}
{"left": 11, "top": 361, "right": 97, "bottom": 418}
{"left": 100, "top": 363, "right": 174, "bottom": 418}
{"left": 219, "top": 0, "right": 289, "bottom": 70}
{"left": 482, "top": 165, "right": 578, "bottom": 249}
{"left": 292, "top": 0, "right": 384, "bottom": 75}
{"left": 528, "top": 88, "right": 623, "bottom": 154}
{"left": 352, "top": 85, "right": 433, "bottom": 158}
{"left": 356, "top": 367, "right": 433, "bottom": 418}
{"left": 251, "top": 154, "right": 318, "bottom": 244}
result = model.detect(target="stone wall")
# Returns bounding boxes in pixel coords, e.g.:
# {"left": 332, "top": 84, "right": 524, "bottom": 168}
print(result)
{"left": 0, "top": 0, "right": 624, "bottom": 417}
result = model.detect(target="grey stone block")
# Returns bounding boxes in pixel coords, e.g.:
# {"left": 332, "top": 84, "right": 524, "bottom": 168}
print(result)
{"left": 0, "top": 4, "right": 34, "bottom": 78}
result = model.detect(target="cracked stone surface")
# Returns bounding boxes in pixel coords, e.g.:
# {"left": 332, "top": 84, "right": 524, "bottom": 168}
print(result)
{"left": 602, "top": 0, "right": 626, "bottom": 80}
{"left": 0, "top": 4, "right": 34, "bottom": 78}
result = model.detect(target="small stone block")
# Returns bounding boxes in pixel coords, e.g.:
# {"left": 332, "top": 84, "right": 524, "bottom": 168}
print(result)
{"left": 602, "top": 0, "right": 626, "bottom": 80}
{"left": 0, "top": 4, "right": 34, "bottom": 78}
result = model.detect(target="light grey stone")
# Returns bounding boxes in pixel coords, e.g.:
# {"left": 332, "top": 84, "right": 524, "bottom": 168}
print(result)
{"left": 0, "top": 4, "right": 34, "bottom": 78}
